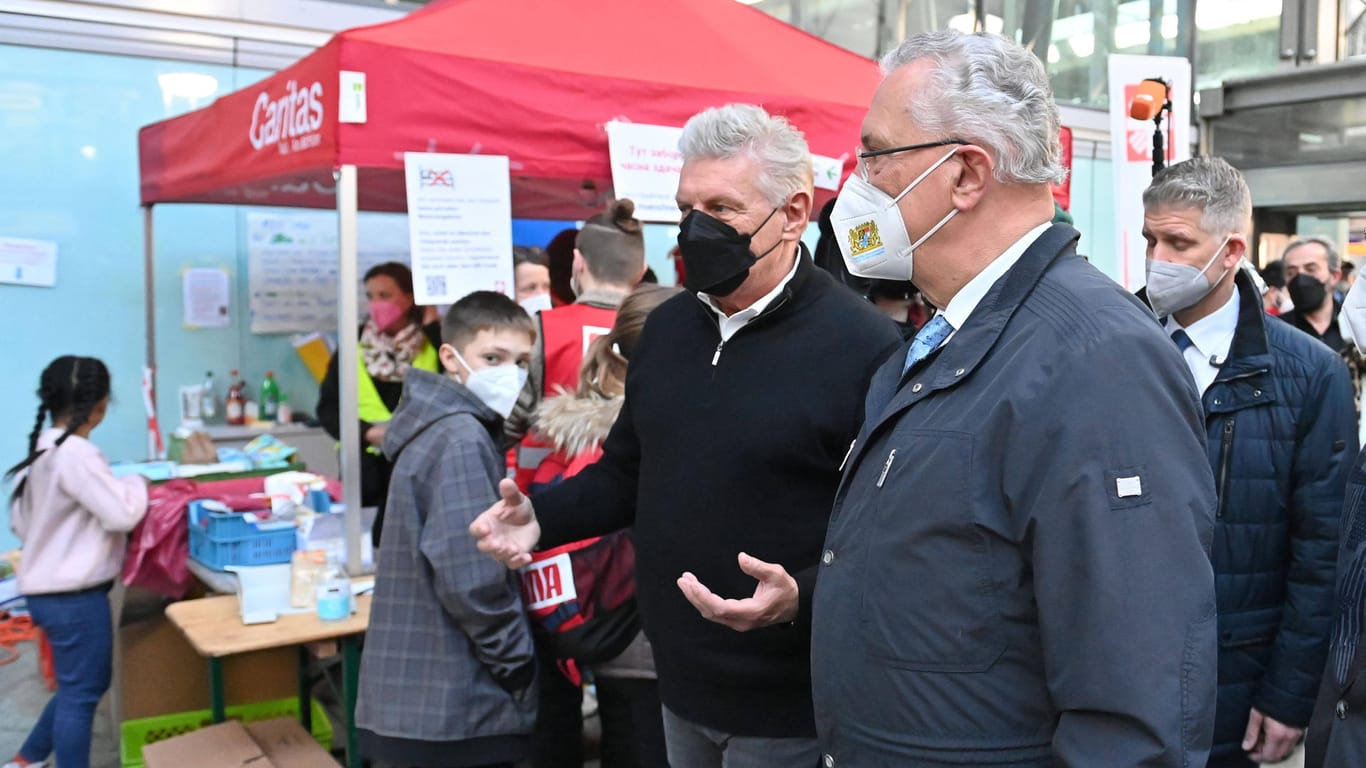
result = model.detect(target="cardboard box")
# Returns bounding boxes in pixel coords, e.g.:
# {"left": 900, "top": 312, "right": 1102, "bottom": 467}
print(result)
{"left": 117, "top": 614, "right": 297, "bottom": 720}
{"left": 142, "top": 717, "right": 338, "bottom": 768}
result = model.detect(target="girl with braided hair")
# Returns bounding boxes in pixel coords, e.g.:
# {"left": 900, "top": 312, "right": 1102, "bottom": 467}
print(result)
{"left": 4, "top": 356, "right": 148, "bottom": 768}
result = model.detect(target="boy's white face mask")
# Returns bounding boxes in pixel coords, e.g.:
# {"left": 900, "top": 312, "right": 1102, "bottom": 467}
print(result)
{"left": 1340, "top": 276, "right": 1366, "bottom": 352}
{"left": 449, "top": 348, "right": 528, "bottom": 419}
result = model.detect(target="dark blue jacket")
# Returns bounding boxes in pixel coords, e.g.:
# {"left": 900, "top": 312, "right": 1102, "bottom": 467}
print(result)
{"left": 1183, "top": 270, "right": 1355, "bottom": 758}
{"left": 1307, "top": 448, "right": 1366, "bottom": 768}
{"left": 813, "top": 225, "right": 1219, "bottom": 766}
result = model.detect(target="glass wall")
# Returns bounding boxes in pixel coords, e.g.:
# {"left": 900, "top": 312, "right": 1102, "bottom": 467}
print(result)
{"left": 1210, "top": 94, "right": 1366, "bottom": 168}
{"left": 746, "top": 0, "right": 1303, "bottom": 109}
{"left": 1001, "top": 0, "right": 1194, "bottom": 108}
{"left": 1193, "top": 0, "right": 1285, "bottom": 92}
{"left": 1347, "top": 0, "right": 1366, "bottom": 56}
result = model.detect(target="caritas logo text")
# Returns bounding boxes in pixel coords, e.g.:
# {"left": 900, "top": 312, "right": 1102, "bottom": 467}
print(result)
{"left": 249, "top": 80, "right": 324, "bottom": 155}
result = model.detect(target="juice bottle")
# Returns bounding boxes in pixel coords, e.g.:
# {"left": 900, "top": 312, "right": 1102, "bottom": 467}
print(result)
{"left": 225, "top": 370, "right": 246, "bottom": 425}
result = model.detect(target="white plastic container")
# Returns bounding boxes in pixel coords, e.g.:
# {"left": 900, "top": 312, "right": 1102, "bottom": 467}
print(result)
{"left": 315, "top": 558, "right": 352, "bottom": 622}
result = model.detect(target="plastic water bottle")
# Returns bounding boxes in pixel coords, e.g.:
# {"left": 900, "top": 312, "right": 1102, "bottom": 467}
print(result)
{"left": 200, "top": 371, "right": 217, "bottom": 423}
{"left": 260, "top": 371, "right": 281, "bottom": 423}
{"left": 315, "top": 557, "right": 351, "bottom": 622}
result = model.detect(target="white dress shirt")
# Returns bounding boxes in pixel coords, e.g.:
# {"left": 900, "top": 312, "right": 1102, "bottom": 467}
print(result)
{"left": 1165, "top": 285, "right": 1240, "bottom": 395}
{"left": 700, "top": 252, "right": 802, "bottom": 342}
{"left": 935, "top": 222, "right": 1052, "bottom": 345}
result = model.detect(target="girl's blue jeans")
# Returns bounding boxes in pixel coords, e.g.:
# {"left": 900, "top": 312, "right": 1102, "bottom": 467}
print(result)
{"left": 18, "top": 586, "right": 113, "bottom": 768}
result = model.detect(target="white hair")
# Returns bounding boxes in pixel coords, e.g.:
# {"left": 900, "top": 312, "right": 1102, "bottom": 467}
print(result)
{"left": 1142, "top": 157, "right": 1252, "bottom": 237}
{"left": 881, "top": 31, "right": 1066, "bottom": 186}
{"left": 678, "top": 104, "right": 814, "bottom": 206}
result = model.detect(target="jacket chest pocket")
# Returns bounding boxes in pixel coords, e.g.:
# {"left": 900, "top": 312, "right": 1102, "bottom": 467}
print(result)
{"left": 856, "top": 430, "right": 1007, "bottom": 672}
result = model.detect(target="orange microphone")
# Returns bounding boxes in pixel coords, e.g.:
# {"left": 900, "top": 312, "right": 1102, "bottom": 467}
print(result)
{"left": 1129, "top": 78, "right": 1169, "bottom": 121}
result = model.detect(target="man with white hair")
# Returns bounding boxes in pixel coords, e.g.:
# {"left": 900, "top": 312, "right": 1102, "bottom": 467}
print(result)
{"left": 470, "top": 103, "right": 901, "bottom": 766}
{"left": 813, "top": 31, "right": 1221, "bottom": 765}
{"left": 1139, "top": 157, "right": 1354, "bottom": 768}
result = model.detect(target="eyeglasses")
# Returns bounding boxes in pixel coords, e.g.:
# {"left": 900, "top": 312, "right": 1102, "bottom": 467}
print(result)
{"left": 857, "top": 138, "right": 969, "bottom": 179}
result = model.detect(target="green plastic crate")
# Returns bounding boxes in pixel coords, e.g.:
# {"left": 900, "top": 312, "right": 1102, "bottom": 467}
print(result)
{"left": 120, "top": 696, "right": 333, "bottom": 768}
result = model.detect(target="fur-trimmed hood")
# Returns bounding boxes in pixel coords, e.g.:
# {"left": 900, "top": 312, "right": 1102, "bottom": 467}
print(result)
{"left": 531, "top": 392, "right": 622, "bottom": 457}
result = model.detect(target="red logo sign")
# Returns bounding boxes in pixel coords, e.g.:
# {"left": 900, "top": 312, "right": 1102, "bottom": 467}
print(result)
{"left": 420, "top": 168, "right": 453, "bottom": 188}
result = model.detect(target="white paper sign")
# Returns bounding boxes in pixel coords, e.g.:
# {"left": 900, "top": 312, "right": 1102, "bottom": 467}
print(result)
{"left": 339, "top": 70, "right": 366, "bottom": 124}
{"left": 404, "top": 152, "right": 514, "bottom": 304}
{"left": 1108, "top": 55, "right": 1192, "bottom": 290}
{"left": 0, "top": 236, "right": 57, "bottom": 288}
{"left": 182, "top": 267, "right": 231, "bottom": 328}
{"left": 246, "top": 211, "right": 411, "bottom": 334}
{"left": 812, "top": 154, "right": 848, "bottom": 192}
{"left": 606, "top": 122, "right": 685, "bottom": 223}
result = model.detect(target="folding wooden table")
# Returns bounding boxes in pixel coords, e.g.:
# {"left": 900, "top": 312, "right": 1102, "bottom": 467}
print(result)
{"left": 165, "top": 593, "right": 370, "bottom": 768}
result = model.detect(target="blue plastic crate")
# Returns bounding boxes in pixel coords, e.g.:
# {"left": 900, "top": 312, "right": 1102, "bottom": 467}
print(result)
{"left": 188, "top": 499, "right": 292, "bottom": 539}
{"left": 188, "top": 524, "right": 296, "bottom": 569}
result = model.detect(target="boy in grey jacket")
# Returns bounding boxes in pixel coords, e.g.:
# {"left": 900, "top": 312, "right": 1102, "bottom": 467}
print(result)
{"left": 357, "top": 291, "right": 538, "bottom": 768}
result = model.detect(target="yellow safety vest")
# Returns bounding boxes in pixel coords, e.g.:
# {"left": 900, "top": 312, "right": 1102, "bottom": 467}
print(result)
{"left": 356, "top": 340, "right": 440, "bottom": 424}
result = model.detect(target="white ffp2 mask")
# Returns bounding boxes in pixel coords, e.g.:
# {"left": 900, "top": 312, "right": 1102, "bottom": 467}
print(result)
{"left": 450, "top": 349, "right": 528, "bottom": 419}
{"left": 1144, "top": 235, "right": 1232, "bottom": 318}
{"left": 832, "top": 147, "right": 960, "bottom": 282}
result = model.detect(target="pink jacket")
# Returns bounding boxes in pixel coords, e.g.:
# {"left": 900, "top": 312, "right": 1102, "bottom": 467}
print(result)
{"left": 9, "top": 429, "right": 148, "bottom": 595}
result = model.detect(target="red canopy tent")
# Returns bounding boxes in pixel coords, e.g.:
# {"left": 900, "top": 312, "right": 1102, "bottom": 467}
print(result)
{"left": 139, "top": 0, "right": 879, "bottom": 218}
{"left": 136, "top": 0, "right": 880, "bottom": 581}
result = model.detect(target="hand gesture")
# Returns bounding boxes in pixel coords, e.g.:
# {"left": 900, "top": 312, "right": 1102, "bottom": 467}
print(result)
{"left": 469, "top": 479, "right": 541, "bottom": 569}
{"left": 1242, "top": 707, "right": 1303, "bottom": 763}
{"left": 677, "top": 552, "right": 799, "bottom": 632}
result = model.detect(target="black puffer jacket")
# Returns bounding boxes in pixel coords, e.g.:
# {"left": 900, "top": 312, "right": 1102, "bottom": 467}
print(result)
{"left": 1180, "top": 271, "right": 1356, "bottom": 758}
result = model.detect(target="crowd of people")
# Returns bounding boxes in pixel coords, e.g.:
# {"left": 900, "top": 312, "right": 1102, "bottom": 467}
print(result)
{"left": 10, "top": 25, "right": 1366, "bottom": 768}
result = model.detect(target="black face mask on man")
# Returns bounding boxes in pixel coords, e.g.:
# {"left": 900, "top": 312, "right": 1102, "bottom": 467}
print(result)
{"left": 1288, "top": 273, "right": 1328, "bottom": 312}
{"left": 677, "top": 208, "right": 781, "bottom": 297}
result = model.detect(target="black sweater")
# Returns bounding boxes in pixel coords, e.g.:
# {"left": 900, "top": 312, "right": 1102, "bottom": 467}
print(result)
{"left": 536, "top": 254, "right": 901, "bottom": 737}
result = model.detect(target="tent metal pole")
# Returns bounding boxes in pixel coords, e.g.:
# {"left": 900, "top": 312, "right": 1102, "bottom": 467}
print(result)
{"left": 336, "top": 165, "right": 366, "bottom": 575}
{"left": 143, "top": 205, "right": 157, "bottom": 460}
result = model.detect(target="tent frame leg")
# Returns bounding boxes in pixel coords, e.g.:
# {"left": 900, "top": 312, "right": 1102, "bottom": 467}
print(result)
{"left": 143, "top": 205, "right": 159, "bottom": 460}
{"left": 336, "top": 165, "right": 367, "bottom": 575}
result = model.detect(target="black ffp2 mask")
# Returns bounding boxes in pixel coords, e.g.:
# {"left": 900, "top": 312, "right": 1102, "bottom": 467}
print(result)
{"left": 677, "top": 208, "right": 780, "bottom": 297}
{"left": 1288, "top": 273, "right": 1328, "bottom": 312}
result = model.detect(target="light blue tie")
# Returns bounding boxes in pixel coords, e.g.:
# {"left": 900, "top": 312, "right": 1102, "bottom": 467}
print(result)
{"left": 903, "top": 314, "right": 954, "bottom": 375}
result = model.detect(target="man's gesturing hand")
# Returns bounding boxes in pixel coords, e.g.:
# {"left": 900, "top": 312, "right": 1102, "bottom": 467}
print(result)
{"left": 676, "top": 552, "right": 799, "bottom": 632}
{"left": 469, "top": 478, "right": 541, "bottom": 569}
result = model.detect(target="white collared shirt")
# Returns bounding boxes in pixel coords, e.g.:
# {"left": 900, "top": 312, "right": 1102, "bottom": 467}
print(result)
{"left": 935, "top": 222, "right": 1052, "bottom": 344}
{"left": 699, "top": 253, "right": 802, "bottom": 342}
{"left": 1165, "top": 285, "right": 1240, "bottom": 394}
